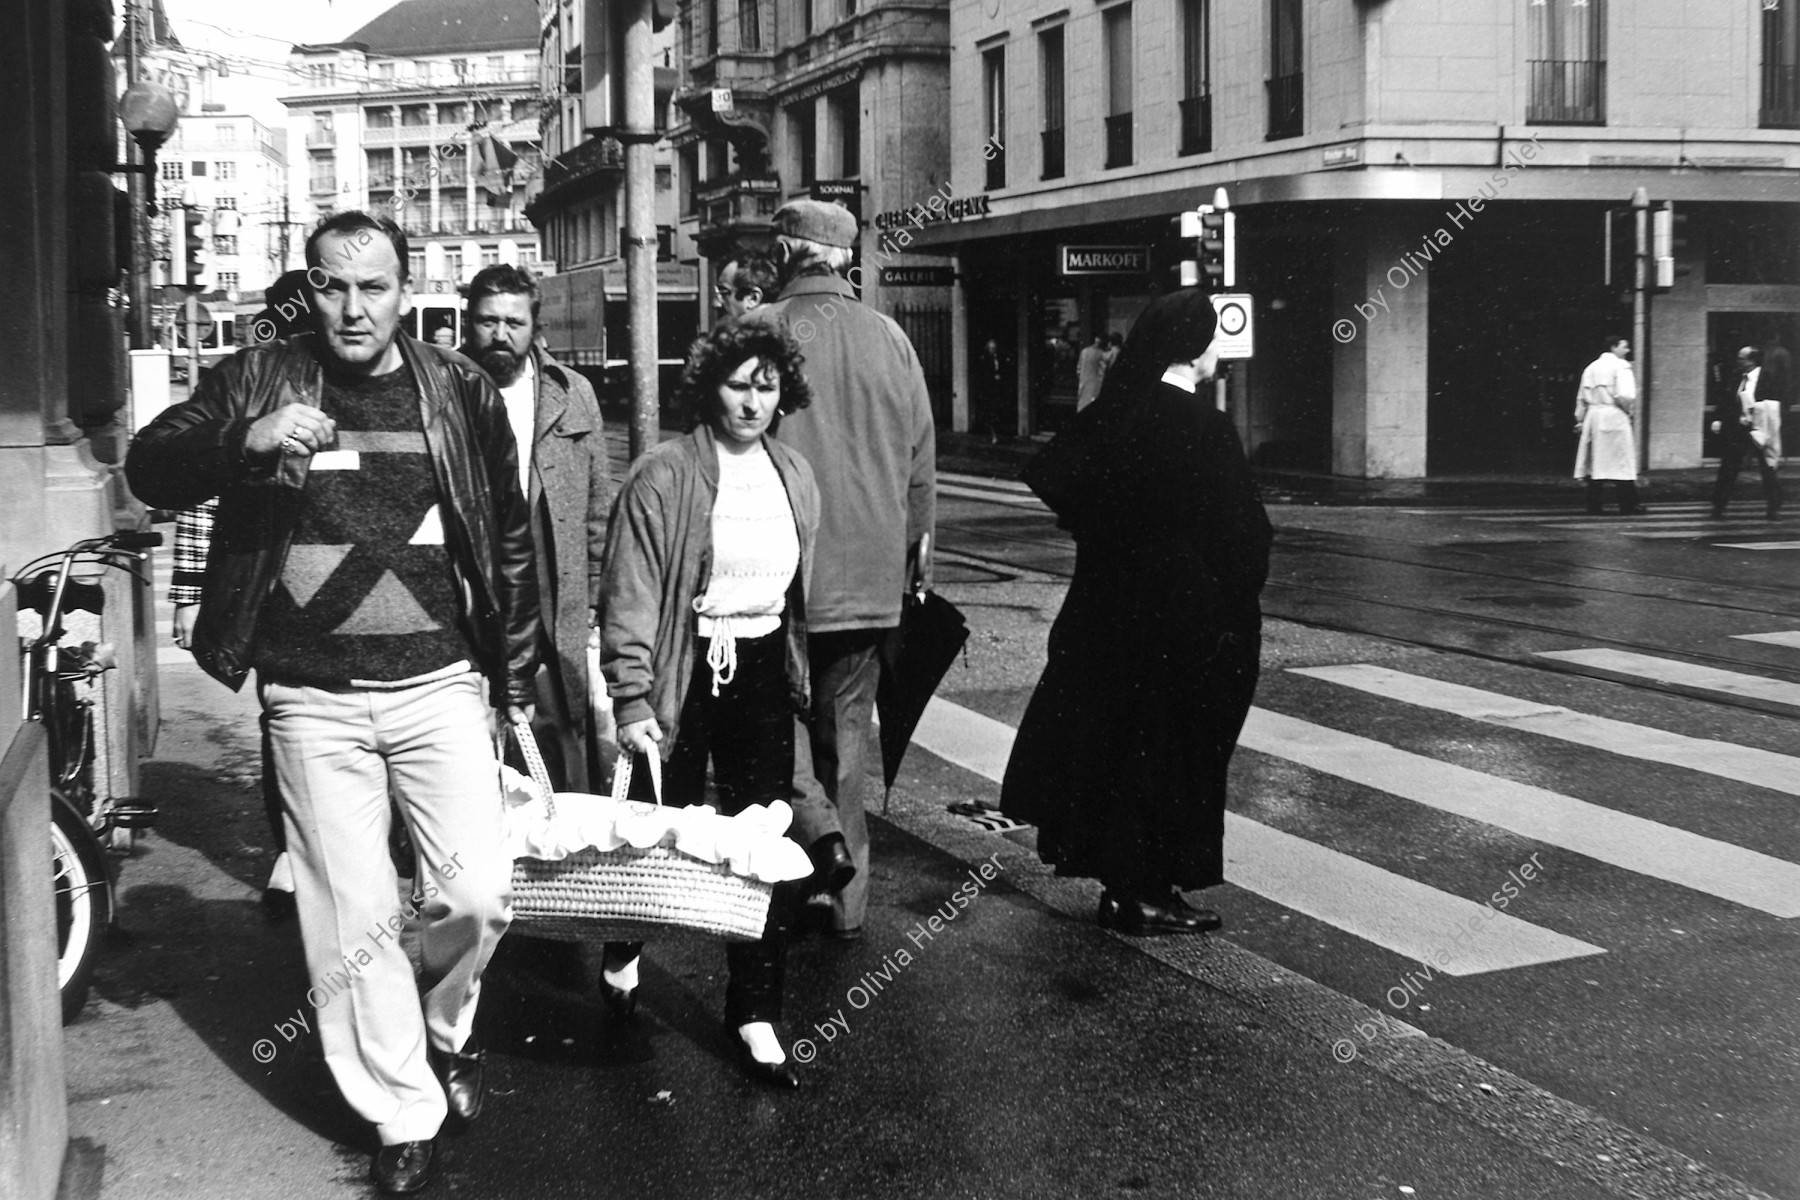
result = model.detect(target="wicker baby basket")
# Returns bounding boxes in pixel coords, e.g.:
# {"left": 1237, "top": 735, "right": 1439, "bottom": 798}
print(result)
{"left": 506, "top": 723, "right": 775, "bottom": 943}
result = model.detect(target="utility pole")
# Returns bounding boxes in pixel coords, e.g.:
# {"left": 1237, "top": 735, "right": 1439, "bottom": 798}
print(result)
{"left": 124, "top": 0, "right": 154, "bottom": 349}
{"left": 622, "top": 0, "right": 660, "bottom": 461}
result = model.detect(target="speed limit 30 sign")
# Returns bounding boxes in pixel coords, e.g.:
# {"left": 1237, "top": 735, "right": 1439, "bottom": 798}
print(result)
{"left": 1210, "top": 293, "right": 1253, "bottom": 360}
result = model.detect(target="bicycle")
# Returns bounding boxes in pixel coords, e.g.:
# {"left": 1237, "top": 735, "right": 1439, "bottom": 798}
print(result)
{"left": 14, "top": 530, "right": 163, "bottom": 1022}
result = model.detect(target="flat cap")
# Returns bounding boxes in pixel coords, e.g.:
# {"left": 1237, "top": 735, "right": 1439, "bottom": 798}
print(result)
{"left": 771, "top": 199, "right": 859, "bottom": 248}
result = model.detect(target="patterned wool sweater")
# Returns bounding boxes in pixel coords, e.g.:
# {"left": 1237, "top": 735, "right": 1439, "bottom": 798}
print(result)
{"left": 252, "top": 364, "right": 476, "bottom": 686}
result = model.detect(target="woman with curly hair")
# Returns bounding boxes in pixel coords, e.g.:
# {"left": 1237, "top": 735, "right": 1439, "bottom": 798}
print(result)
{"left": 596, "top": 319, "right": 820, "bottom": 1086}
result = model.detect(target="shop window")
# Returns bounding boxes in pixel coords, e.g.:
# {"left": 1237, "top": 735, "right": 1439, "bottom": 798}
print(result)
{"left": 1527, "top": 0, "right": 1605, "bottom": 125}
{"left": 1764, "top": 0, "right": 1800, "bottom": 128}
{"left": 1040, "top": 27, "right": 1065, "bottom": 180}
{"left": 1180, "top": 0, "right": 1211, "bottom": 155}
{"left": 1267, "top": 0, "right": 1302, "bottom": 140}
{"left": 1103, "top": 7, "right": 1133, "bottom": 168}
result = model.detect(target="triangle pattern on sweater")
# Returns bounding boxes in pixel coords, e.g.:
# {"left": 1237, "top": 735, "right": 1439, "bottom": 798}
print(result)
{"left": 281, "top": 544, "right": 354, "bottom": 608}
{"left": 329, "top": 569, "right": 443, "bottom": 635}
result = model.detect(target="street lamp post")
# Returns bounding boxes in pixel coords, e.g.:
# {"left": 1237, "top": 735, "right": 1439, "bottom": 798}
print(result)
{"left": 118, "top": 79, "right": 180, "bottom": 349}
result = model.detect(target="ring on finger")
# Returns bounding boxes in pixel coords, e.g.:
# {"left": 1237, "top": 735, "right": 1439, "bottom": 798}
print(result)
{"left": 281, "top": 434, "right": 305, "bottom": 456}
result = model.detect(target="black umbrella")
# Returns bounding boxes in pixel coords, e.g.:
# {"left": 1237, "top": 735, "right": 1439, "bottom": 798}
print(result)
{"left": 876, "top": 588, "right": 969, "bottom": 806}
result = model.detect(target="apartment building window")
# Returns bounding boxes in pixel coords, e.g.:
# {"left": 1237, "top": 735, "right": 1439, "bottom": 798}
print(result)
{"left": 1764, "top": 0, "right": 1800, "bottom": 127}
{"left": 378, "top": 62, "right": 395, "bottom": 81}
{"left": 308, "top": 152, "right": 335, "bottom": 193}
{"left": 403, "top": 146, "right": 433, "bottom": 188}
{"left": 439, "top": 102, "right": 468, "bottom": 127}
{"left": 1267, "top": 0, "right": 1302, "bottom": 139}
{"left": 441, "top": 195, "right": 467, "bottom": 230}
{"left": 831, "top": 87, "right": 860, "bottom": 176}
{"left": 401, "top": 104, "right": 430, "bottom": 127}
{"left": 217, "top": 124, "right": 236, "bottom": 143}
{"left": 216, "top": 271, "right": 239, "bottom": 291}
{"left": 1180, "top": 0, "right": 1211, "bottom": 155}
{"left": 160, "top": 159, "right": 185, "bottom": 182}
{"left": 367, "top": 107, "right": 394, "bottom": 129}
{"left": 802, "top": 0, "right": 814, "bottom": 38}
{"left": 1527, "top": 0, "right": 1606, "bottom": 125}
{"left": 213, "top": 234, "right": 238, "bottom": 255}
{"left": 451, "top": 59, "right": 470, "bottom": 82}
{"left": 368, "top": 149, "right": 396, "bottom": 189}
{"left": 739, "top": 0, "right": 762, "bottom": 50}
{"left": 214, "top": 195, "right": 237, "bottom": 210}
{"left": 518, "top": 245, "right": 538, "bottom": 269}
{"left": 1040, "top": 26, "right": 1065, "bottom": 180}
{"left": 487, "top": 55, "right": 505, "bottom": 80}
{"left": 409, "top": 250, "right": 426, "bottom": 280}
{"left": 982, "top": 46, "right": 1007, "bottom": 188}
{"left": 679, "top": 144, "right": 699, "bottom": 215}
{"left": 445, "top": 246, "right": 464, "bottom": 281}
{"left": 1103, "top": 6, "right": 1133, "bottom": 168}
{"left": 480, "top": 244, "right": 501, "bottom": 267}
{"left": 792, "top": 103, "right": 817, "bottom": 186}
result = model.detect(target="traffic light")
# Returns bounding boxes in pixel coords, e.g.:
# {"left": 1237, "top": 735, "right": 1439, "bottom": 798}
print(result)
{"left": 1176, "top": 188, "right": 1235, "bottom": 291}
{"left": 171, "top": 205, "right": 208, "bottom": 289}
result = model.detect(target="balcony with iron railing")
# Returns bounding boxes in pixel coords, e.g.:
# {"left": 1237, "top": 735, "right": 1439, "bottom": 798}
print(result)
{"left": 1041, "top": 127, "right": 1064, "bottom": 180}
{"left": 1104, "top": 113, "right": 1132, "bottom": 169}
{"left": 309, "top": 174, "right": 338, "bottom": 195}
{"left": 1266, "top": 72, "right": 1302, "bottom": 140}
{"left": 1762, "top": 63, "right": 1800, "bottom": 128}
{"left": 693, "top": 175, "right": 782, "bottom": 248}
{"left": 1179, "top": 93, "right": 1211, "bottom": 156}
{"left": 1526, "top": 60, "right": 1605, "bottom": 125}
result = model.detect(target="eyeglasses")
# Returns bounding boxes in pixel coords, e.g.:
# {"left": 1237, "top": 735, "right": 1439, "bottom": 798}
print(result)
{"left": 714, "top": 286, "right": 756, "bottom": 303}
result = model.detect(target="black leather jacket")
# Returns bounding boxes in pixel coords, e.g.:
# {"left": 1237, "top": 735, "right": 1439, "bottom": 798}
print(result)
{"left": 125, "top": 333, "right": 540, "bottom": 706}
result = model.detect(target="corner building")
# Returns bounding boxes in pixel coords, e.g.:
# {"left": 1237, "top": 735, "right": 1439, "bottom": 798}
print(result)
{"left": 669, "top": 0, "right": 956, "bottom": 422}
{"left": 921, "top": 0, "right": 1800, "bottom": 478}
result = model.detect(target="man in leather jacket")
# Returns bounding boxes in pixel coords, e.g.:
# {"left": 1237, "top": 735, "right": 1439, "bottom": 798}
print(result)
{"left": 126, "top": 212, "right": 537, "bottom": 1196}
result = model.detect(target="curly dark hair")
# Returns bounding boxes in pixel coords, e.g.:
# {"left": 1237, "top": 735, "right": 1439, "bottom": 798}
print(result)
{"left": 675, "top": 319, "right": 814, "bottom": 432}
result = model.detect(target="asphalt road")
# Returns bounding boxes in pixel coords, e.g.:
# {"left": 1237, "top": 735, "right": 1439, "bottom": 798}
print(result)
{"left": 56, "top": 482, "right": 1800, "bottom": 1199}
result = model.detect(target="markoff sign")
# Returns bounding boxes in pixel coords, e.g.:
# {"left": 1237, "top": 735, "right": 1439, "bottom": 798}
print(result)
{"left": 1060, "top": 245, "right": 1150, "bottom": 276}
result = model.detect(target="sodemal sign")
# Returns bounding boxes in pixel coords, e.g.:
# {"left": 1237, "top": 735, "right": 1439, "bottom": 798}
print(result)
{"left": 1060, "top": 245, "right": 1150, "bottom": 275}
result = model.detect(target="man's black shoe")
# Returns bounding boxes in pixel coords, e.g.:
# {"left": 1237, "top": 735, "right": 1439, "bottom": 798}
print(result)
{"left": 807, "top": 833, "right": 855, "bottom": 896}
{"left": 429, "top": 1043, "right": 485, "bottom": 1126}
{"left": 371, "top": 1140, "right": 435, "bottom": 1194}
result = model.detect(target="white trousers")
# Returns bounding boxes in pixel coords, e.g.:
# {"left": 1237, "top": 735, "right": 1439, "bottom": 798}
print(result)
{"left": 261, "top": 670, "right": 512, "bottom": 1145}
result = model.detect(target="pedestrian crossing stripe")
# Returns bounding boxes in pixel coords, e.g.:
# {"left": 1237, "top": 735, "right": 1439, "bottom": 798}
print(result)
{"left": 911, "top": 697, "right": 1606, "bottom": 974}
{"left": 1291, "top": 663, "right": 1800, "bottom": 798}
{"left": 1535, "top": 647, "right": 1800, "bottom": 711}
{"left": 1239, "top": 708, "right": 1800, "bottom": 918}
{"left": 1732, "top": 631, "right": 1800, "bottom": 649}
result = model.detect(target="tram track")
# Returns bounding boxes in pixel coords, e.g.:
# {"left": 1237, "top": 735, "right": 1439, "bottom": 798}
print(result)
{"left": 935, "top": 498, "right": 1800, "bottom": 720}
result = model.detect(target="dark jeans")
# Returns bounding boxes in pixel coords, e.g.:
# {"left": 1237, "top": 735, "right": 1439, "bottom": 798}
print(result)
{"left": 656, "top": 628, "right": 799, "bottom": 1026}
{"left": 1711, "top": 426, "right": 1782, "bottom": 516}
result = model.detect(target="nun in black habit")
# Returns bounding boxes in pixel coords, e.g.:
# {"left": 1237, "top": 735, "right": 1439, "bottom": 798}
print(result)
{"left": 1001, "top": 288, "right": 1273, "bottom": 935}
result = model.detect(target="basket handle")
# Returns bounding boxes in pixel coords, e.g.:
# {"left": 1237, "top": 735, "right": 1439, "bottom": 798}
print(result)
{"left": 511, "top": 718, "right": 661, "bottom": 815}
{"left": 609, "top": 742, "right": 663, "bottom": 806}
{"left": 510, "top": 718, "right": 558, "bottom": 820}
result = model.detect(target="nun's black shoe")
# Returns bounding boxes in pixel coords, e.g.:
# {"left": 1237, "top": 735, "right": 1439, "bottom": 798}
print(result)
{"left": 1097, "top": 892, "right": 1214, "bottom": 936}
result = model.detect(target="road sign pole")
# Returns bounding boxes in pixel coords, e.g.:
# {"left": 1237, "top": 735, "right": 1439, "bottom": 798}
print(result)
{"left": 1632, "top": 187, "right": 1649, "bottom": 479}
{"left": 186, "top": 291, "right": 200, "bottom": 389}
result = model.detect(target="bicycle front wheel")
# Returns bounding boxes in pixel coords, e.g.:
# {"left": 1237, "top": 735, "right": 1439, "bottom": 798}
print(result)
{"left": 52, "top": 793, "right": 112, "bottom": 1023}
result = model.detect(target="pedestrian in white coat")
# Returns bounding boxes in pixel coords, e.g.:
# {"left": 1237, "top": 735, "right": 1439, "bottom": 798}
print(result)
{"left": 1574, "top": 334, "right": 1644, "bottom": 515}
